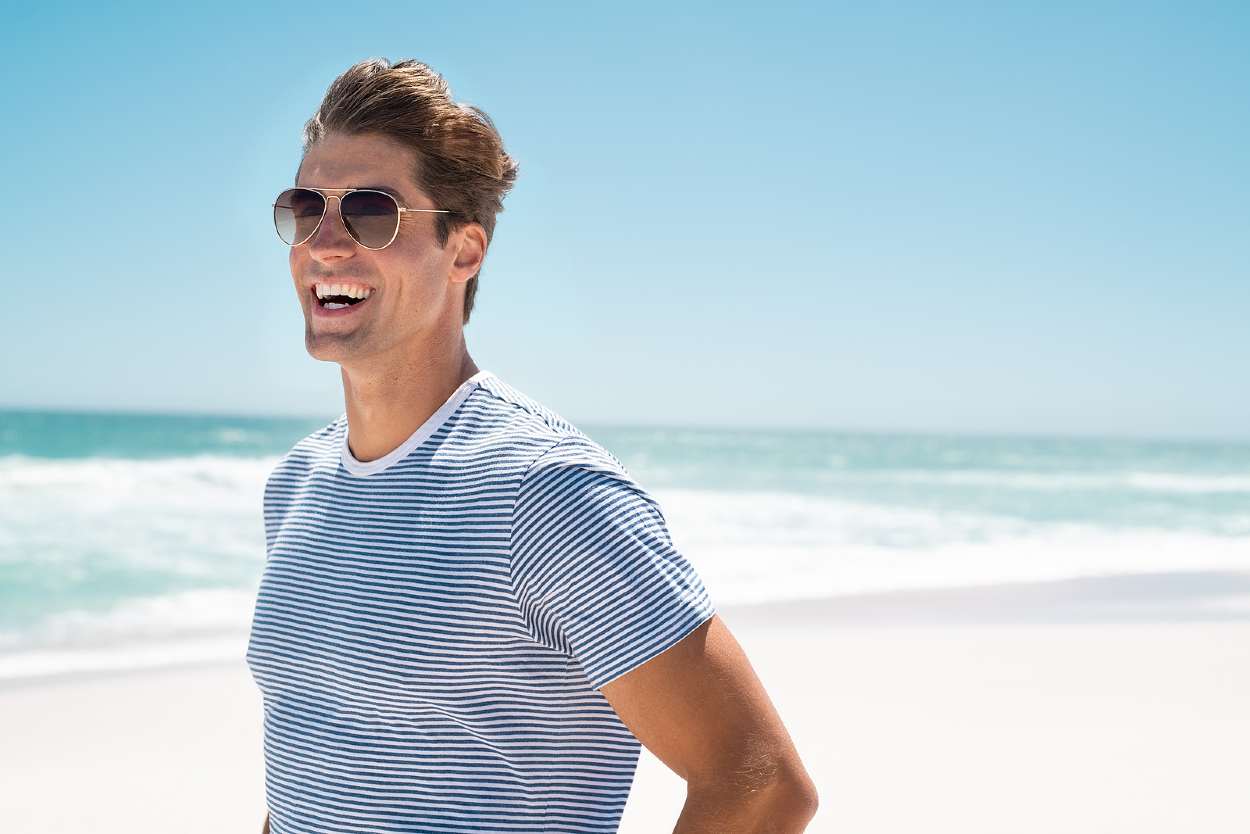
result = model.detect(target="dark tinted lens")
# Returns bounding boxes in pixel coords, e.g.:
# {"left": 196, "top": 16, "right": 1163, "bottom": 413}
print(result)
{"left": 341, "top": 190, "right": 400, "bottom": 248}
{"left": 273, "top": 188, "right": 325, "bottom": 245}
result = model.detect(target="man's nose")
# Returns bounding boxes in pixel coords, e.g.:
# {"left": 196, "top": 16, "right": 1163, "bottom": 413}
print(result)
{"left": 307, "top": 195, "right": 356, "bottom": 257}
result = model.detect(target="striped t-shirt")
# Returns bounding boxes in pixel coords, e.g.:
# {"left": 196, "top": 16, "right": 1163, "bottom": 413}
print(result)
{"left": 245, "top": 369, "right": 717, "bottom": 834}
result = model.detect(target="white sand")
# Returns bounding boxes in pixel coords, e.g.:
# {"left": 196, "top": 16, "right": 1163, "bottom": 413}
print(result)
{"left": 3, "top": 574, "right": 1249, "bottom": 833}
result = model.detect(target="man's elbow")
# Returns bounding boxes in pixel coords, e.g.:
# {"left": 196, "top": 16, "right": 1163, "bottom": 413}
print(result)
{"left": 772, "top": 774, "right": 819, "bottom": 823}
{"left": 685, "top": 769, "right": 819, "bottom": 831}
{"left": 749, "top": 756, "right": 819, "bottom": 819}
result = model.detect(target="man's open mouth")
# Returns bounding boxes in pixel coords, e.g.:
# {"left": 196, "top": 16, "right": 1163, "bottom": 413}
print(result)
{"left": 311, "top": 284, "right": 374, "bottom": 310}
{"left": 320, "top": 295, "right": 366, "bottom": 309}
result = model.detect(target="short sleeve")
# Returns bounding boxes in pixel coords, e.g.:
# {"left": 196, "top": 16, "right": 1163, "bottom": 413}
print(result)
{"left": 509, "top": 434, "right": 717, "bottom": 691}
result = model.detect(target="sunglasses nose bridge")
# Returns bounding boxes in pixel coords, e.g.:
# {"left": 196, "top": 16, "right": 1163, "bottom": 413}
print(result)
{"left": 305, "top": 193, "right": 352, "bottom": 247}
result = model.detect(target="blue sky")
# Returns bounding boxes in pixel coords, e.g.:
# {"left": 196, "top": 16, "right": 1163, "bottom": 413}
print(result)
{"left": 2, "top": 2, "right": 1246, "bottom": 440}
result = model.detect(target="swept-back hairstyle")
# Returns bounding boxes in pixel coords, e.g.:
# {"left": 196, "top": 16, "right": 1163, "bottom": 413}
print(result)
{"left": 301, "top": 58, "right": 519, "bottom": 325}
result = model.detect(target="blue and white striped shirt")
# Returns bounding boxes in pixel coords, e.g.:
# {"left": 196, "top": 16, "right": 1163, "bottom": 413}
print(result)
{"left": 245, "top": 369, "right": 717, "bottom": 833}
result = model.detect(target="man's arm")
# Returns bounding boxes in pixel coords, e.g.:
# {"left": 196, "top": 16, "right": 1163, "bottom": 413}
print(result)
{"left": 599, "top": 614, "right": 819, "bottom": 833}
{"left": 261, "top": 811, "right": 269, "bottom": 833}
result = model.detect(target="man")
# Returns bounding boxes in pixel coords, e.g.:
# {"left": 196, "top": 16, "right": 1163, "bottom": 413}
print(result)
{"left": 246, "top": 57, "right": 818, "bottom": 834}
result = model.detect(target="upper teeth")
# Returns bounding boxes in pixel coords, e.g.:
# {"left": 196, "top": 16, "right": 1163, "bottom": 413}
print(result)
{"left": 315, "top": 283, "right": 373, "bottom": 299}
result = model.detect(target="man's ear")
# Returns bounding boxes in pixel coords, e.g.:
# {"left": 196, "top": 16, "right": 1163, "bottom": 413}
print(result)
{"left": 450, "top": 223, "right": 488, "bottom": 283}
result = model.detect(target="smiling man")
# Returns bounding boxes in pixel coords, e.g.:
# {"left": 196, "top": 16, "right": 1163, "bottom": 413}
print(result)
{"left": 245, "top": 58, "right": 818, "bottom": 834}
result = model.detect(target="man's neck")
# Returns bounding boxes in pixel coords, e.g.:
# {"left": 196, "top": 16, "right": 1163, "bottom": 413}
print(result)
{"left": 340, "top": 337, "right": 480, "bottom": 464}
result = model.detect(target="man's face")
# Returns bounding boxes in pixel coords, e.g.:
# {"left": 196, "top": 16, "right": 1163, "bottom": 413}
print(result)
{"left": 291, "top": 130, "right": 464, "bottom": 366}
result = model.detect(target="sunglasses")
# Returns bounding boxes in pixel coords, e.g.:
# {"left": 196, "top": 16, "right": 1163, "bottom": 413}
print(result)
{"left": 272, "top": 186, "right": 450, "bottom": 250}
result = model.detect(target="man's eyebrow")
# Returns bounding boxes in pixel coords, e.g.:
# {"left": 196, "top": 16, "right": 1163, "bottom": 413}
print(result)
{"left": 295, "top": 183, "right": 409, "bottom": 201}
{"left": 357, "top": 185, "right": 406, "bottom": 200}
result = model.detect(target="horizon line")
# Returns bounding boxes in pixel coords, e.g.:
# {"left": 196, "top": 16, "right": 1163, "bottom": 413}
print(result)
{"left": 1, "top": 402, "right": 1246, "bottom": 447}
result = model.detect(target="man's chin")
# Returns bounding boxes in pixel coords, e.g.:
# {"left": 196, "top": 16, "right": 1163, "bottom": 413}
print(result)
{"left": 305, "top": 330, "right": 361, "bottom": 361}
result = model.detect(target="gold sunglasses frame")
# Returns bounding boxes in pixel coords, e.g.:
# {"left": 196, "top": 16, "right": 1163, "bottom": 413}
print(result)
{"left": 273, "top": 186, "right": 451, "bottom": 250}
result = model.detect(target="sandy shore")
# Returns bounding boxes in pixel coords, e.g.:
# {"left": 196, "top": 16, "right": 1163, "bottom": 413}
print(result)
{"left": 3, "top": 572, "right": 1248, "bottom": 833}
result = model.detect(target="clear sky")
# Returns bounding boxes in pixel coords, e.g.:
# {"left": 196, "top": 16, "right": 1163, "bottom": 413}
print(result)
{"left": 3, "top": 2, "right": 1246, "bottom": 440}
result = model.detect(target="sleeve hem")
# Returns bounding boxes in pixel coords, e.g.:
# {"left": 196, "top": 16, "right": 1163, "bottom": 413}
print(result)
{"left": 590, "top": 603, "right": 718, "bottom": 692}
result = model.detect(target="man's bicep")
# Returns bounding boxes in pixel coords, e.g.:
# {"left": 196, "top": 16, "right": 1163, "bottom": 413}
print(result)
{"left": 599, "top": 613, "right": 808, "bottom": 791}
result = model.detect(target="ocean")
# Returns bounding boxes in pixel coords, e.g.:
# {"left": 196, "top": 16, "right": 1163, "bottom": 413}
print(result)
{"left": 2, "top": 407, "right": 1247, "bottom": 682}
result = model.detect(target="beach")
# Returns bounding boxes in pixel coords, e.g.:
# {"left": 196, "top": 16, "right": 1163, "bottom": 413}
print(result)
{"left": 3, "top": 573, "right": 1248, "bottom": 834}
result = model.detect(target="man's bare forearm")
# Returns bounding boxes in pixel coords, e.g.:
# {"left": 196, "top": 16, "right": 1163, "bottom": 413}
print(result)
{"left": 671, "top": 778, "right": 818, "bottom": 834}
{"left": 261, "top": 811, "right": 269, "bottom": 833}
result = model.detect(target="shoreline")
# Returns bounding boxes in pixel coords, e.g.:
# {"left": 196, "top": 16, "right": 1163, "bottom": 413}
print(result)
{"left": 3, "top": 568, "right": 1248, "bottom": 692}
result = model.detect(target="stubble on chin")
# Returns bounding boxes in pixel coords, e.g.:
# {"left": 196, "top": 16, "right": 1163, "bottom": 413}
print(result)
{"left": 305, "top": 319, "right": 375, "bottom": 361}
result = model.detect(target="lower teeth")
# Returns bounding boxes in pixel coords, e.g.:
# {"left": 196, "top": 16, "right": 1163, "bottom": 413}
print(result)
{"left": 323, "top": 302, "right": 350, "bottom": 310}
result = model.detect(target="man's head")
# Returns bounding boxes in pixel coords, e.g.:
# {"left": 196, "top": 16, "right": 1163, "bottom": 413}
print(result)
{"left": 290, "top": 58, "right": 517, "bottom": 365}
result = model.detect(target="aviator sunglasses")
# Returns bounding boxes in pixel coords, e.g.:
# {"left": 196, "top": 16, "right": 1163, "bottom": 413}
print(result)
{"left": 272, "top": 186, "right": 450, "bottom": 250}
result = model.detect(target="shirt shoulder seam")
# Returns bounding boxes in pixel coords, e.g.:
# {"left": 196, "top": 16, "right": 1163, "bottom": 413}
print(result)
{"left": 473, "top": 379, "right": 581, "bottom": 438}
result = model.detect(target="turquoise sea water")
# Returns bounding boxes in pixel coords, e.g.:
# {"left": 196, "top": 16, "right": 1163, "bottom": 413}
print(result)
{"left": 2, "top": 407, "right": 1247, "bottom": 680}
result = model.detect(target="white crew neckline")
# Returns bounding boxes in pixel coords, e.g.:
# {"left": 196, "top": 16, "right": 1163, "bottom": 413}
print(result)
{"left": 339, "top": 369, "right": 495, "bottom": 477}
